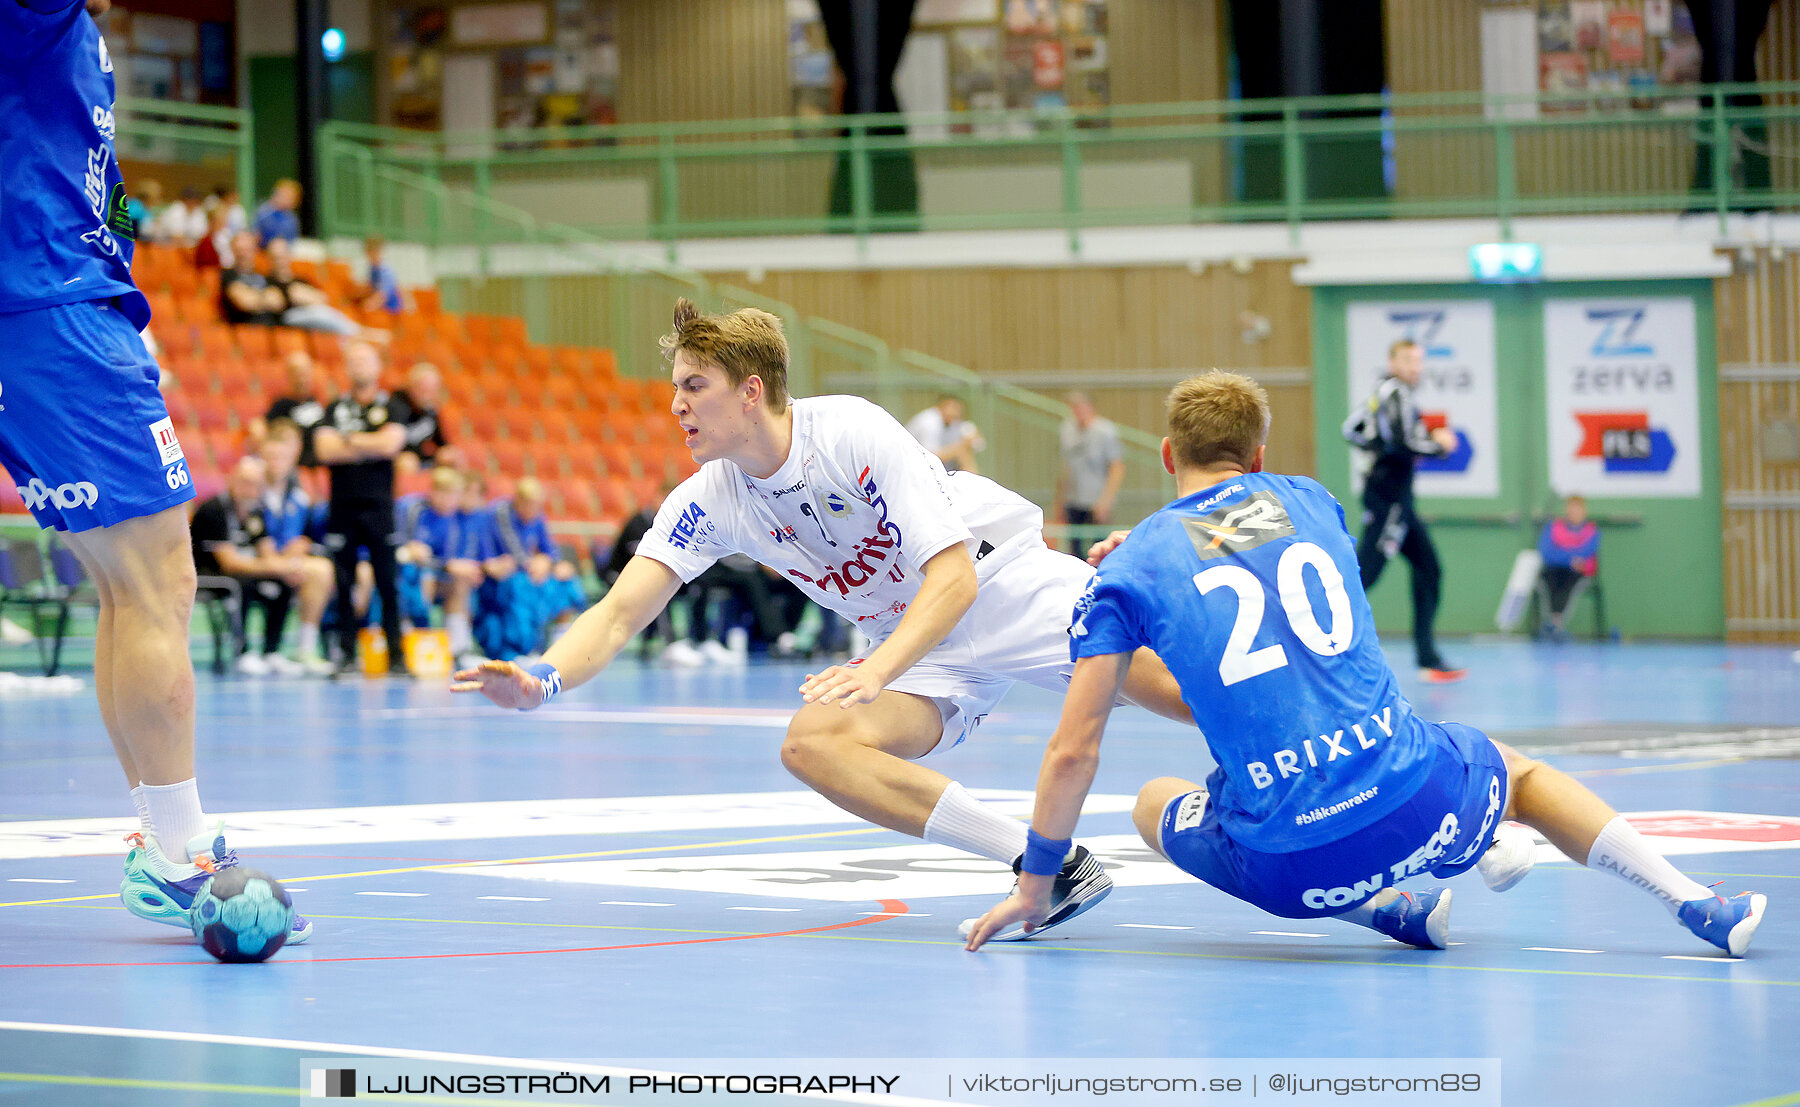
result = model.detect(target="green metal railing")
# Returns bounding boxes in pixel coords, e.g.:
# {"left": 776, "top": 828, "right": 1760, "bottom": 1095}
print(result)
{"left": 319, "top": 82, "right": 1800, "bottom": 249}
{"left": 350, "top": 158, "right": 1173, "bottom": 520}
{"left": 114, "top": 98, "right": 255, "bottom": 210}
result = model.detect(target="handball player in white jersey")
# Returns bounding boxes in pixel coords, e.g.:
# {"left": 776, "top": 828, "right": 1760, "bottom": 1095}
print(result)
{"left": 456, "top": 299, "right": 1191, "bottom": 937}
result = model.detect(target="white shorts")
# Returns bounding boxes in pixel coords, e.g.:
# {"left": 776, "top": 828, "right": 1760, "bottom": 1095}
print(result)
{"left": 882, "top": 544, "right": 1095, "bottom": 758}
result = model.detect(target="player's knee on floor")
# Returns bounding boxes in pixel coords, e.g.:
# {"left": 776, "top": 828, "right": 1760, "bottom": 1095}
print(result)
{"left": 1134, "top": 777, "right": 1200, "bottom": 855}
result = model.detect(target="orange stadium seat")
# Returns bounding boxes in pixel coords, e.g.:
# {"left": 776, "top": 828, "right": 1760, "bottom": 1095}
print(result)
{"left": 487, "top": 439, "right": 526, "bottom": 478}
{"left": 526, "top": 443, "right": 565, "bottom": 478}
{"left": 592, "top": 348, "right": 618, "bottom": 377}
{"left": 412, "top": 287, "right": 441, "bottom": 316}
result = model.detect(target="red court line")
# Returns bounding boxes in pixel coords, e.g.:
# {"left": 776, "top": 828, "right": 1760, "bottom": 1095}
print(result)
{"left": 0, "top": 900, "right": 912, "bottom": 969}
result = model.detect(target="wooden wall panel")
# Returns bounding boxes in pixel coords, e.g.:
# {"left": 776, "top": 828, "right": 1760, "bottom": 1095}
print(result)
{"left": 1715, "top": 247, "right": 1800, "bottom": 641}
{"left": 715, "top": 261, "right": 1316, "bottom": 478}
{"left": 1108, "top": 0, "right": 1229, "bottom": 106}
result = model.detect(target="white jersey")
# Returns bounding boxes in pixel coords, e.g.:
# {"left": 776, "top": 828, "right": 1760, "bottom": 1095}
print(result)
{"left": 636, "top": 396, "right": 1043, "bottom": 637}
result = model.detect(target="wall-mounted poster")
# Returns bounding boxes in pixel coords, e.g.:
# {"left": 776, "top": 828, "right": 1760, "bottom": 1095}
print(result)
{"left": 451, "top": 1, "right": 548, "bottom": 47}
{"left": 1347, "top": 301, "right": 1500, "bottom": 499}
{"left": 1544, "top": 297, "right": 1702, "bottom": 498}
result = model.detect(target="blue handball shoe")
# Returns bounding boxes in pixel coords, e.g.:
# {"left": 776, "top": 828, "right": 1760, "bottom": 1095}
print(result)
{"left": 1370, "top": 888, "right": 1452, "bottom": 950}
{"left": 1678, "top": 890, "right": 1766, "bottom": 958}
{"left": 121, "top": 826, "right": 312, "bottom": 946}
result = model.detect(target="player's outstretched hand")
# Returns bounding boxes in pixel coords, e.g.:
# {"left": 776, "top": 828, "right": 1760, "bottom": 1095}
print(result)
{"left": 1085, "top": 529, "right": 1133, "bottom": 566}
{"left": 964, "top": 886, "right": 1052, "bottom": 951}
{"left": 452, "top": 659, "right": 541, "bottom": 709}
{"left": 799, "top": 664, "right": 885, "bottom": 709}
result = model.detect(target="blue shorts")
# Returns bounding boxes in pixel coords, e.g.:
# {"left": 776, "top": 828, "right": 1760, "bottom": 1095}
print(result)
{"left": 0, "top": 299, "right": 193, "bottom": 531}
{"left": 1158, "top": 721, "right": 1509, "bottom": 920}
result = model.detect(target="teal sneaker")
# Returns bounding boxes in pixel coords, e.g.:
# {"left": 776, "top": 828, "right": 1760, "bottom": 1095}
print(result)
{"left": 121, "top": 827, "right": 312, "bottom": 946}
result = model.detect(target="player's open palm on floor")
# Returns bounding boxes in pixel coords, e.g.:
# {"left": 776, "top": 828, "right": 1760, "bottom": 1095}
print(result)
{"left": 453, "top": 660, "right": 541, "bottom": 709}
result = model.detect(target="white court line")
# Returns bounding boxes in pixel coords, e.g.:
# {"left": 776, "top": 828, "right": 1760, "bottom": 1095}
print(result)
{"left": 354, "top": 891, "right": 429, "bottom": 898}
{"left": 1252, "top": 931, "right": 1328, "bottom": 938}
{"left": 5, "top": 878, "right": 73, "bottom": 884}
{"left": 478, "top": 896, "right": 548, "bottom": 902}
{"left": 1522, "top": 947, "right": 1605, "bottom": 954}
{"left": 1664, "top": 955, "right": 1730, "bottom": 962}
{"left": 727, "top": 906, "right": 802, "bottom": 912}
{"left": 0, "top": 1022, "right": 965, "bottom": 1107}
{"left": 602, "top": 900, "right": 674, "bottom": 907}
{"left": 1116, "top": 924, "right": 1192, "bottom": 931}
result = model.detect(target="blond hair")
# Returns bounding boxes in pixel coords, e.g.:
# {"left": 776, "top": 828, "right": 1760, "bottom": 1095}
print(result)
{"left": 658, "top": 298, "right": 790, "bottom": 413}
{"left": 1165, "top": 371, "right": 1270, "bottom": 471}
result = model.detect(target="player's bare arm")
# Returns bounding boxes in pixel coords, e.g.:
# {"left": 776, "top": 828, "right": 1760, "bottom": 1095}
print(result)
{"left": 452, "top": 553, "right": 682, "bottom": 706}
{"left": 799, "top": 542, "right": 976, "bottom": 708}
{"left": 964, "top": 651, "right": 1131, "bottom": 950}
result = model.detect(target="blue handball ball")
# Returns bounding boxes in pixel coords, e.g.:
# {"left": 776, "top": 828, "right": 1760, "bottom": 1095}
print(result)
{"left": 188, "top": 867, "right": 294, "bottom": 963}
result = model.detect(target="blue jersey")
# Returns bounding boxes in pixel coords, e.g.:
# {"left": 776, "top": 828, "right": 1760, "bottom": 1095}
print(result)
{"left": 0, "top": 2, "right": 147, "bottom": 325}
{"left": 490, "top": 501, "right": 553, "bottom": 561}
{"left": 1071, "top": 472, "right": 1433, "bottom": 852}
{"left": 459, "top": 506, "right": 500, "bottom": 562}
{"left": 399, "top": 495, "right": 467, "bottom": 562}
{"left": 260, "top": 476, "right": 315, "bottom": 548}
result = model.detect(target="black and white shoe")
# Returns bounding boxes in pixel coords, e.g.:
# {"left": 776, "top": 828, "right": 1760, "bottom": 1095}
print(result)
{"left": 958, "top": 845, "right": 1113, "bottom": 942}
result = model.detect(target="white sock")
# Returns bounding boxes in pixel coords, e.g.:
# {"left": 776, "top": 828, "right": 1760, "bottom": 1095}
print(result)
{"left": 140, "top": 779, "right": 206, "bottom": 863}
{"left": 1589, "top": 815, "right": 1713, "bottom": 916}
{"left": 297, "top": 622, "right": 320, "bottom": 657}
{"left": 447, "top": 612, "right": 473, "bottom": 654}
{"left": 1334, "top": 887, "right": 1401, "bottom": 931}
{"left": 922, "top": 781, "right": 1029, "bottom": 864}
{"left": 129, "top": 785, "right": 153, "bottom": 833}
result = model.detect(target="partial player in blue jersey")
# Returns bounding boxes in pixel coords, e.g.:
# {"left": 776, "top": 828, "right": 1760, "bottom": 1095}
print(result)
{"left": 481, "top": 477, "right": 586, "bottom": 660}
{"left": 0, "top": 0, "right": 308, "bottom": 945}
{"left": 397, "top": 466, "right": 483, "bottom": 661}
{"left": 966, "top": 372, "right": 1765, "bottom": 957}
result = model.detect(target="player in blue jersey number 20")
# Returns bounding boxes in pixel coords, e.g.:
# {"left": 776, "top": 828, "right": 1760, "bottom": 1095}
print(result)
{"left": 964, "top": 371, "right": 1765, "bottom": 957}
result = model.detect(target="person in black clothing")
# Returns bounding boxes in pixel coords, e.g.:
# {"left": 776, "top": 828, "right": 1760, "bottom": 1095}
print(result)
{"left": 249, "top": 351, "right": 329, "bottom": 466}
{"left": 190, "top": 456, "right": 313, "bottom": 676}
{"left": 391, "top": 361, "right": 455, "bottom": 476}
{"left": 1342, "top": 338, "right": 1466, "bottom": 683}
{"left": 313, "top": 341, "right": 414, "bottom": 678}
{"left": 218, "top": 230, "right": 282, "bottom": 325}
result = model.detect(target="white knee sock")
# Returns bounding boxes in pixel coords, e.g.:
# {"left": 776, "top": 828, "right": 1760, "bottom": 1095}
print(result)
{"left": 297, "top": 622, "right": 320, "bottom": 657}
{"left": 1589, "top": 815, "right": 1713, "bottom": 915}
{"left": 922, "top": 781, "right": 1030, "bottom": 864}
{"left": 140, "top": 779, "right": 206, "bottom": 863}
{"left": 129, "top": 785, "right": 152, "bottom": 833}
{"left": 1334, "top": 887, "right": 1401, "bottom": 931}
{"left": 447, "top": 611, "right": 473, "bottom": 654}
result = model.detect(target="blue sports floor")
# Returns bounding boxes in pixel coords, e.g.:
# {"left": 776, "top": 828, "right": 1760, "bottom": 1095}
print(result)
{"left": 1, "top": 640, "right": 1797, "bottom": 1106}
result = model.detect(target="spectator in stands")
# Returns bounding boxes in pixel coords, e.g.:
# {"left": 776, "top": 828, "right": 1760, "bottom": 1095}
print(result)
{"left": 193, "top": 205, "right": 232, "bottom": 271}
{"left": 249, "top": 351, "right": 329, "bottom": 465}
{"left": 906, "top": 393, "right": 982, "bottom": 473}
{"left": 477, "top": 477, "right": 585, "bottom": 660}
{"left": 125, "top": 178, "right": 163, "bottom": 238}
{"left": 313, "top": 341, "right": 413, "bottom": 678}
{"left": 256, "top": 421, "right": 335, "bottom": 673}
{"left": 218, "top": 231, "right": 283, "bottom": 326}
{"left": 392, "top": 361, "right": 454, "bottom": 476}
{"left": 207, "top": 184, "right": 247, "bottom": 235}
{"left": 190, "top": 456, "right": 315, "bottom": 677}
{"left": 359, "top": 235, "right": 404, "bottom": 316}
{"left": 1054, "top": 390, "right": 1126, "bottom": 556}
{"left": 254, "top": 178, "right": 302, "bottom": 247}
{"left": 1538, "top": 495, "right": 1601, "bottom": 640}
{"left": 152, "top": 187, "right": 207, "bottom": 246}
{"left": 266, "top": 238, "right": 365, "bottom": 338}
{"left": 397, "top": 466, "right": 484, "bottom": 667}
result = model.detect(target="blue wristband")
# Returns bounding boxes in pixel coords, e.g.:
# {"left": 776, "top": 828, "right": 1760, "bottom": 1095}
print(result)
{"left": 521, "top": 662, "right": 561, "bottom": 710}
{"left": 1021, "top": 828, "right": 1073, "bottom": 877}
